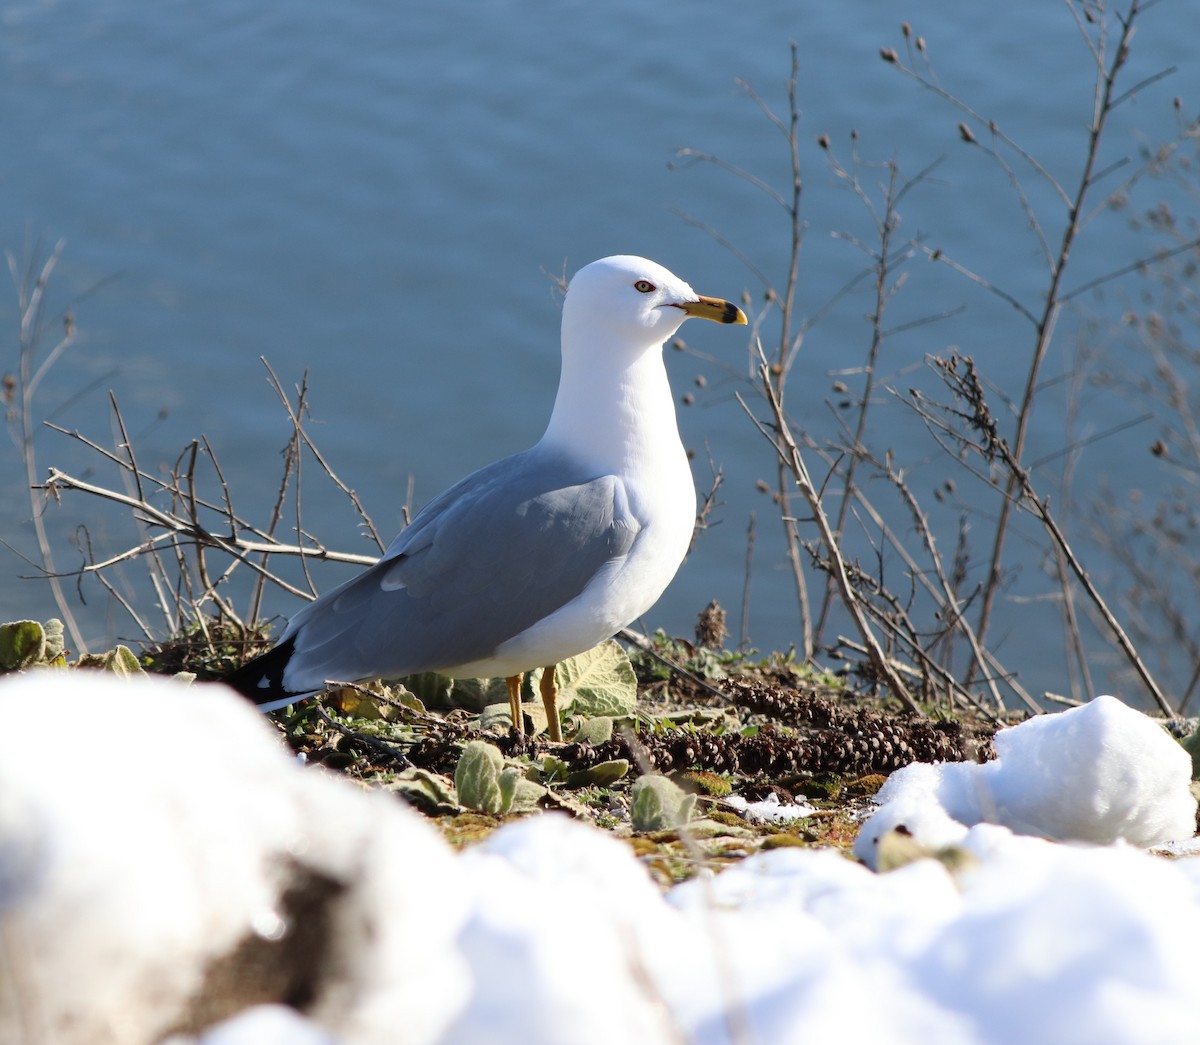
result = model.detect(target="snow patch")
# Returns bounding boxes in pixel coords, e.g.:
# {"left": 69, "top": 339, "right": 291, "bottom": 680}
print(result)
{"left": 856, "top": 695, "right": 1196, "bottom": 867}
{"left": 724, "top": 792, "right": 817, "bottom": 822}
{"left": 2, "top": 675, "right": 1199, "bottom": 1045}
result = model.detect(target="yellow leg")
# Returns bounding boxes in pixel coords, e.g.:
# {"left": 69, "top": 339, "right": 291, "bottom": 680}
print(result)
{"left": 539, "top": 664, "right": 562, "bottom": 743}
{"left": 506, "top": 673, "right": 524, "bottom": 735}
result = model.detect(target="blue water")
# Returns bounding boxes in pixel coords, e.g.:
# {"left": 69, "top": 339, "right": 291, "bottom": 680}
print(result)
{"left": 1, "top": 0, "right": 1197, "bottom": 706}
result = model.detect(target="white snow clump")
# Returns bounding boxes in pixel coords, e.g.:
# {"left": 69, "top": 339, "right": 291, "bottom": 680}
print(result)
{"left": 855, "top": 694, "right": 1197, "bottom": 867}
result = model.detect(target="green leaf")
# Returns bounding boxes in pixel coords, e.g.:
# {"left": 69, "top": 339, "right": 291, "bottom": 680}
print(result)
{"left": 389, "top": 768, "right": 461, "bottom": 815}
{"left": 566, "top": 759, "right": 629, "bottom": 788}
{"left": 393, "top": 685, "right": 427, "bottom": 714}
{"left": 1181, "top": 730, "right": 1200, "bottom": 779}
{"left": 401, "top": 672, "right": 457, "bottom": 709}
{"left": 331, "top": 680, "right": 419, "bottom": 721}
{"left": 455, "top": 740, "right": 505, "bottom": 813}
{"left": 532, "top": 640, "right": 637, "bottom": 719}
{"left": 107, "top": 645, "right": 144, "bottom": 677}
{"left": 42, "top": 618, "right": 65, "bottom": 661}
{"left": 448, "top": 676, "right": 512, "bottom": 712}
{"left": 0, "top": 620, "right": 46, "bottom": 670}
{"left": 540, "top": 754, "right": 571, "bottom": 783}
{"left": 405, "top": 674, "right": 513, "bottom": 713}
{"left": 571, "top": 715, "right": 615, "bottom": 745}
{"left": 647, "top": 707, "right": 729, "bottom": 728}
{"left": 630, "top": 774, "right": 696, "bottom": 832}
{"left": 478, "top": 702, "right": 518, "bottom": 733}
{"left": 498, "top": 766, "right": 546, "bottom": 813}
{"left": 497, "top": 767, "right": 521, "bottom": 813}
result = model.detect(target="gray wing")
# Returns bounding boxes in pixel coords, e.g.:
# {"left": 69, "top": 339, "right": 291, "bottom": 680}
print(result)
{"left": 280, "top": 446, "right": 639, "bottom": 686}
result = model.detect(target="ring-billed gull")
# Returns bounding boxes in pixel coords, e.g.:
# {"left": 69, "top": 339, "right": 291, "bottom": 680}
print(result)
{"left": 225, "top": 255, "right": 746, "bottom": 741}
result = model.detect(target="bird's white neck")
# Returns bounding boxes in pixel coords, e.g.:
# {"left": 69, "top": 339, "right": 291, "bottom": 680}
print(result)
{"left": 539, "top": 340, "right": 686, "bottom": 480}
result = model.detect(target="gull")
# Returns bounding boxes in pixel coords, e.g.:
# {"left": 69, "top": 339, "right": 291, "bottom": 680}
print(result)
{"left": 224, "top": 255, "right": 746, "bottom": 741}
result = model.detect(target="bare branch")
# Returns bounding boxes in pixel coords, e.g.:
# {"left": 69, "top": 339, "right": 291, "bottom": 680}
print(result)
{"left": 746, "top": 343, "right": 920, "bottom": 713}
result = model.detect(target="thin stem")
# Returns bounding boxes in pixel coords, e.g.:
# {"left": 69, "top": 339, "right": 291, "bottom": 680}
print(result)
{"left": 744, "top": 346, "right": 921, "bottom": 713}
{"left": 12, "top": 242, "right": 87, "bottom": 652}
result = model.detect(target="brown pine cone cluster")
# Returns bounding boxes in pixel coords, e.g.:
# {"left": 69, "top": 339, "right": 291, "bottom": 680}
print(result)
{"left": 561, "top": 675, "right": 990, "bottom": 778}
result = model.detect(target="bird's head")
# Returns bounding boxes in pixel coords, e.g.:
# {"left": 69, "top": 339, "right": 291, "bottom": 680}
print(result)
{"left": 562, "top": 255, "right": 746, "bottom": 356}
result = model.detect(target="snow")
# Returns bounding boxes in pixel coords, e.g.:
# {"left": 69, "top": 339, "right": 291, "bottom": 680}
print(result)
{"left": 855, "top": 694, "right": 1197, "bottom": 866}
{"left": 165, "top": 1005, "right": 340, "bottom": 1045}
{"left": 0, "top": 671, "right": 468, "bottom": 1045}
{"left": 1, "top": 673, "right": 1198, "bottom": 1045}
{"left": 723, "top": 792, "right": 817, "bottom": 822}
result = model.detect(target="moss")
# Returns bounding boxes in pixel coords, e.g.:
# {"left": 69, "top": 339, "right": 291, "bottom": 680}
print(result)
{"left": 624, "top": 835, "right": 695, "bottom": 886}
{"left": 844, "top": 773, "right": 888, "bottom": 797}
{"left": 794, "top": 774, "right": 844, "bottom": 801}
{"left": 439, "top": 812, "right": 504, "bottom": 848}
{"left": 760, "top": 833, "right": 809, "bottom": 850}
{"left": 676, "top": 770, "right": 733, "bottom": 797}
{"left": 803, "top": 813, "right": 862, "bottom": 852}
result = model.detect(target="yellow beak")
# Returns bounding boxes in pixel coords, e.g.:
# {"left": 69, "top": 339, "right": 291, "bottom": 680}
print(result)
{"left": 677, "top": 295, "right": 748, "bottom": 325}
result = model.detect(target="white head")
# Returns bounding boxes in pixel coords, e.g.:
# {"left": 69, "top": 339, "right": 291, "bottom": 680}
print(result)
{"left": 543, "top": 255, "right": 746, "bottom": 464}
{"left": 562, "top": 256, "right": 746, "bottom": 357}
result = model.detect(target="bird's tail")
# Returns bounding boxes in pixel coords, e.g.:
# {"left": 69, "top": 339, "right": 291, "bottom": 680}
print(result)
{"left": 222, "top": 635, "right": 307, "bottom": 713}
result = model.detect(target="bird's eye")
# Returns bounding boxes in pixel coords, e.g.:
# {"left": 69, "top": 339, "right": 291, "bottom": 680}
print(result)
{"left": 634, "top": 280, "right": 656, "bottom": 293}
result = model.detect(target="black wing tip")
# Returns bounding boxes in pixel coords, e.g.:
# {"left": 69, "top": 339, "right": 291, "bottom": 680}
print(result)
{"left": 222, "top": 634, "right": 302, "bottom": 706}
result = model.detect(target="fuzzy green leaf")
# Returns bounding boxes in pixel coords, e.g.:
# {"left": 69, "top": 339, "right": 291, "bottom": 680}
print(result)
{"left": 631, "top": 774, "right": 696, "bottom": 832}
{"left": 0, "top": 620, "right": 46, "bottom": 670}
{"left": 401, "top": 672, "right": 457, "bottom": 708}
{"left": 332, "top": 680, "right": 419, "bottom": 721}
{"left": 393, "top": 685, "right": 427, "bottom": 713}
{"left": 448, "top": 676, "right": 511, "bottom": 712}
{"left": 566, "top": 758, "right": 629, "bottom": 788}
{"left": 572, "top": 715, "right": 615, "bottom": 745}
{"left": 478, "top": 702, "right": 518, "bottom": 733}
{"left": 389, "top": 768, "right": 461, "bottom": 815}
{"left": 498, "top": 766, "right": 545, "bottom": 813}
{"left": 42, "top": 618, "right": 65, "bottom": 661}
{"left": 532, "top": 640, "right": 637, "bottom": 719}
{"left": 455, "top": 740, "right": 505, "bottom": 813}
{"left": 496, "top": 767, "right": 521, "bottom": 814}
{"left": 1181, "top": 730, "right": 1200, "bottom": 779}
{"left": 107, "top": 645, "right": 144, "bottom": 677}
{"left": 540, "top": 755, "right": 571, "bottom": 783}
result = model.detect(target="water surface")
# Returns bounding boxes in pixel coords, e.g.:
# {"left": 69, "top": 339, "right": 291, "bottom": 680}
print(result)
{"left": 1, "top": 0, "right": 1196, "bottom": 704}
